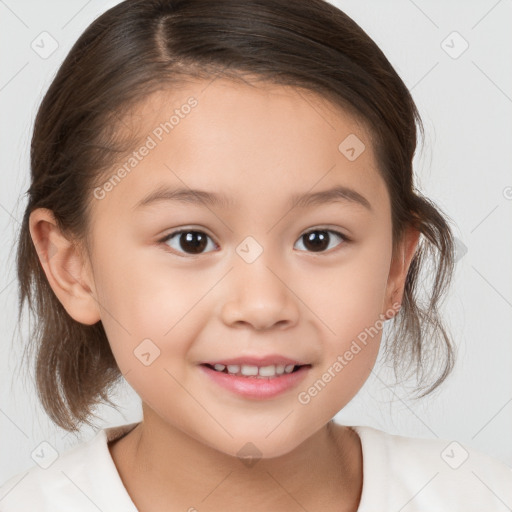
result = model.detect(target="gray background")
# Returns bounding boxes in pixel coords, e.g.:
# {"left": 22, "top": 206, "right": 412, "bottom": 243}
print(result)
{"left": 1, "top": 0, "right": 511, "bottom": 484}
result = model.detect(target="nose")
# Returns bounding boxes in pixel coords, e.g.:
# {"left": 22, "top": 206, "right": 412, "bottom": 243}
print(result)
{"left": 220, "top": 253, "right": 300, "bottom": 331}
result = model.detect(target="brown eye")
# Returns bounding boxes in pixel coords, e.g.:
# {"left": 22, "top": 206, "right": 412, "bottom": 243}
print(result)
{"left": 160, "top": 227, "right": 349, "bottom": 257}
{"left": 162, "top": 230, "right": 216, "bottom": 255}
{"left": 294, "top": 229, "right": 347, "bottom": 253}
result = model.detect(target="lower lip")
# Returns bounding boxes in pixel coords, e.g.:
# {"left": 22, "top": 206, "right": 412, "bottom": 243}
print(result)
{"left": 199, "top": 364, "right": 311, "bottom": 399}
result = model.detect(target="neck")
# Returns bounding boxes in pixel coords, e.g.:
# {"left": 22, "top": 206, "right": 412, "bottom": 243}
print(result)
{"left": 109, "top": 407, "right": 363, "bottom": 512}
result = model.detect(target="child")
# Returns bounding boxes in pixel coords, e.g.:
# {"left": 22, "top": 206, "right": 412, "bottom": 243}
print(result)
{"left": 1, "top": 0, "right": 511, "bottom": 510}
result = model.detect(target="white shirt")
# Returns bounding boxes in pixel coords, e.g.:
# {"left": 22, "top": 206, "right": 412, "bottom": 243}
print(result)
{"left": 1, "top": 422, "right": 511, "bottom": 511}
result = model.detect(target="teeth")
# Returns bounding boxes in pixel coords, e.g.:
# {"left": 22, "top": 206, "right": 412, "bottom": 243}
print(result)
{"left": 240, "top": 365, "right": 259, "bottom": 376}
{"left": 258, "top": 365, "right": 277, "bottom": 377}
{"left": 210, "top": 363, "right": 301, "bottom": 378}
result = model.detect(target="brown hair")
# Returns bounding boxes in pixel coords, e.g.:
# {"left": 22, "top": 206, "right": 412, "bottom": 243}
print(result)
{"left": 16, "top": 0, "right": 456, "bottom": 432}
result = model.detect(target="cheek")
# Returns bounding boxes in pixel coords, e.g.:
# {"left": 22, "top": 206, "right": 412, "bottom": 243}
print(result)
{"left": 298, "top": 263, "right": 388, "bottom": 415}
{"left": 303, "top": 235, "right": 392, "bottom": 335}
{"left": 93, "top": 239, "right": 184, "bottom": 329}
{"left": 92, "top": 250, "right": 205, "bottom": 378}
{"left": 299, "top": 232, "right": 392, "bottom": 390}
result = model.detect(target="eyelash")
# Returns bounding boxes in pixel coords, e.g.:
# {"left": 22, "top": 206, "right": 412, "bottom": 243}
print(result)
{"left": 158, "top": 227, "right": 351, "bottom": 257}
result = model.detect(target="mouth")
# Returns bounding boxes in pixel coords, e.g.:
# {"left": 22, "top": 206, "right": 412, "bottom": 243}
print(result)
{"left": 200, "top": 362, "right": 311, "bottom": 379}
{"left": 199, "top": 360, "right": 312, "bottom": 399}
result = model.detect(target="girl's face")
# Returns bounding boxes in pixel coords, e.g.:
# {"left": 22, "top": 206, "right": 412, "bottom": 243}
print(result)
{"left": 84, "top": 78, "right": 408, "bottom": 457}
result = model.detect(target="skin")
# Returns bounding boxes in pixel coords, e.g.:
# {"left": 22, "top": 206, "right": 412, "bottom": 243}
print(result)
{"left": 29, "top": 78, "right": 420, "bottom": 511}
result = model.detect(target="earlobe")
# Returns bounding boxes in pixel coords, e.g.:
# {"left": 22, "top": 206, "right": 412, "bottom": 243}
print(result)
{"left": 28, "top": 208, "right": 101, "bottom": 325}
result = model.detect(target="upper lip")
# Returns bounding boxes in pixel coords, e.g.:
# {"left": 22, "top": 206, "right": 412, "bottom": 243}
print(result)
{"left": 201, "top": 355, "right": 310, "bottom": 367}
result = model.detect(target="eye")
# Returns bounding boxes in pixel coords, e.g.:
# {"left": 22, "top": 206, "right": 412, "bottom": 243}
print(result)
{"left": 159, "top": 227, "right": 349, "bottom": 257}
{"left": 160, "top": 229, "right": 217, "bottom": 256}
{"left": 294, "top": 228, "right": 349, "bottom": 254}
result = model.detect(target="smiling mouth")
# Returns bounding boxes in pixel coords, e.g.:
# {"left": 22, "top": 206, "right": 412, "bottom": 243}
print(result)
{"left": 201, "top": 363, "right": 311, "bottom": 378}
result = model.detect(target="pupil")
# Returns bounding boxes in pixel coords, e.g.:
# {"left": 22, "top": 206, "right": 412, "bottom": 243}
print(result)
{"left": 178, "top": 230, "right": 330, "bottom": 254}
{"left": 180, "top": 231, "right": 207, "bottom": 254}
{"left": 304, "top": 231, "right": 329, "bottom": 252}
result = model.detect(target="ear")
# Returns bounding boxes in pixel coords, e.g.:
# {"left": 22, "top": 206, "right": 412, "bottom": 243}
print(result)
{"left": 383, "top": 225, "right": 421, "bottom": 320}
{"left": 28, "top": 208, "right": 101, "bottom": 325}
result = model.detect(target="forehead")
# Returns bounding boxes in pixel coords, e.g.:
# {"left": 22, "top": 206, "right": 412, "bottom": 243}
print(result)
{"left": 91, "top": 78, "right": 389, "bottom": 219}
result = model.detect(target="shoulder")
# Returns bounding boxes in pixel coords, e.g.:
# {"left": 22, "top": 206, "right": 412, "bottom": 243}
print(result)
{"left": 0, "top": 423, "right": 139, "bottom": 512}
{"left": 350, "top": 424, "right": 512, "bottom": 511}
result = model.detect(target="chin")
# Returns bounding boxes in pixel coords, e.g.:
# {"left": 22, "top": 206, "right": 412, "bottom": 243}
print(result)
{"left": 200, "top": 428, "right": 306, "bottom": 462}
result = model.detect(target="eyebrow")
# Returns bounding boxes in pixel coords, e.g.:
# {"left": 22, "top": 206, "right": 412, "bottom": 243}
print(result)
{"left": 133, "top": 184, "right": 372, "bottom": 212}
